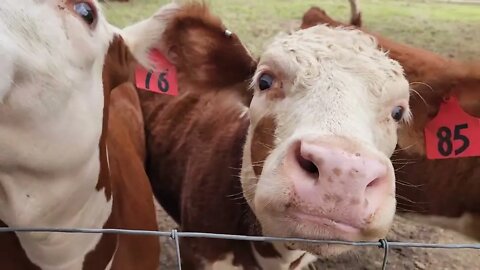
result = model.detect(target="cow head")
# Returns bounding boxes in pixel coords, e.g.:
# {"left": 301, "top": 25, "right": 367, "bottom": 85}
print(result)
{"left": 240, "top": 25, "right": 411, "bottom": 256}
{"left": 0, "top": 1, "right": 167, "bottom": 267}
{"left": 0, "top": 0, "right": 117, "bottom": 177}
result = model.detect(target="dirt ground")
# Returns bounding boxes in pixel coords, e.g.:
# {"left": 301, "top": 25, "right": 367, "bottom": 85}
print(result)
{"left": 154, "top": 201, "right": 479, "bottom": 269}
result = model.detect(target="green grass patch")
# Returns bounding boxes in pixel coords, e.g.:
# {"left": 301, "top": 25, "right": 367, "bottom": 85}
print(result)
{"left": 103, "top": 0, "right": 480, "bottom": 60}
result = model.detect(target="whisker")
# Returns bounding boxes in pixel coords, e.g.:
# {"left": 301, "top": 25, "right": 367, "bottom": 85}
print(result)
{"left": 409, "top": 81, "right": 434, "bottom": 92}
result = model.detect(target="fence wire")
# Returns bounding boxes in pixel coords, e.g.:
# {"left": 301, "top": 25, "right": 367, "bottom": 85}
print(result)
{"left": 1, "top": 227, "right": 480, "bottom": 270}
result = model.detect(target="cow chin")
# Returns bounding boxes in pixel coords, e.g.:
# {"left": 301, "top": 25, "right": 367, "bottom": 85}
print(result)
{"left": 254, "top": 191, "right": 395, "bottom": 257}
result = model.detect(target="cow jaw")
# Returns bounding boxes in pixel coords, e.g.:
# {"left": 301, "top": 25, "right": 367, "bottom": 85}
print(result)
{"left": 0, "top": 0, "right": 117, "bottom": 268}
{"left": 241, "top": 25, "right": 410, "bottom": 257}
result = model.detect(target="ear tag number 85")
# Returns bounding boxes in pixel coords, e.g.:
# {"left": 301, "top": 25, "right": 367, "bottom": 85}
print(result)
{"left": 425, "top": 96, "right": 480, "bottom": 160}
{"left": 436, "top": 124, "right": 469, "bottom": 156}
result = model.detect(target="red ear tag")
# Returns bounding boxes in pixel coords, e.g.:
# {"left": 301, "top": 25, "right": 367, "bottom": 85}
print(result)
{"left": 424, "top": 96, "right": 480, "bottom": 160}
{"left": 135, "top": 49, "right": 178, "bottom": 96}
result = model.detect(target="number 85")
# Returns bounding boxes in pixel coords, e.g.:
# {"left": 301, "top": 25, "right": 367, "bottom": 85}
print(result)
{"left": 436, "top": 124, "right": 470, "bottom": 156}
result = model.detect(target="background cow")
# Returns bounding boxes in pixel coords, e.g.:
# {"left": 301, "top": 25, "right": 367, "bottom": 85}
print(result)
{"left": 299, "top": 0, "right": 480, "bottom": 240}
{"left": 126, "top": 2, "right": 412, "bottom": 268}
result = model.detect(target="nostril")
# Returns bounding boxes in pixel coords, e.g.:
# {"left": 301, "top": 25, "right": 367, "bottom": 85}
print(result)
{"left": 366, "top": 177, "right": 381, "bottom": 189}
{"left": 295, "top": 144, "right": 319, "bottom": 177}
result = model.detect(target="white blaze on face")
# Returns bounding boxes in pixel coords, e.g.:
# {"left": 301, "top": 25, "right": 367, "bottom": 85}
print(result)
{"left": 0, "top": 0, "right": 118, "bottom": 268}
{"left": 241, "top": 25, "right": 410, "bottom": 256}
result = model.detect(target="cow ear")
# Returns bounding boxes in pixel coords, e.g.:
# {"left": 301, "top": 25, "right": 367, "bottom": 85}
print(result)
{"left": 121, "top": 2, "right": 180, "bottom": 69}
{"left": 102, "top": 34, "right": 137, "bottom": 94}
{"left": 450, "top": 63, "right": 480, "bottom": 104}
{"left": 397, "top": 71, "right": 480, "bottom": 156}
{"left": 160, "top": 3, "right": 257, "bottom": 88}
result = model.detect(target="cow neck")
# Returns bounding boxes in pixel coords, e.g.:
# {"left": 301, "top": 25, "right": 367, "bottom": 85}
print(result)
{"left": 238, "top": 168, "right": 316, "bottom": 269}
{"left": 0, "top": 60, "right": 116, "bottom": 269}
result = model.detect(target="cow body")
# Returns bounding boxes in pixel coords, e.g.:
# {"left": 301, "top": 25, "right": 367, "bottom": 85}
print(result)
{"left": 0, "top": 0, "right": 174, "bottom": 268}
{"left": 300, "top": 1, "right": 480, "bottom": 239}
{"left": 139, "top": 90, "right": 316, "bottom": 269}
{"left": 133, "top": 2, "right": 411, "bottom": 269}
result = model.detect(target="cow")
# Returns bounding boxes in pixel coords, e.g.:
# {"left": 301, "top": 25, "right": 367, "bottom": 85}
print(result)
{"left": 0, "top": 0, "right": 178, "bottom": 268}
{"left": 299, "top": 1, "right": 480, "bottom": 240}
{"left": 128, "top": 2, "right": 412, "bottom": 269}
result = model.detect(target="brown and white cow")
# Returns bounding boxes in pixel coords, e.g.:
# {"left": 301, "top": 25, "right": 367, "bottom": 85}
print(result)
{"left": 300, "top": 1, "right": 480, "bottom": 240}
{"left": 131, "top": 2, "right": 411, "bottom": 269}
{"left": 0, "top": 0, "right": 176, "bottom": 268}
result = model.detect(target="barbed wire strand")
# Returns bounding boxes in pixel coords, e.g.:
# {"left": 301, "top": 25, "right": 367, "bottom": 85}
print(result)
{"left": 2, "top": 227, "right": 480, "bottom": 270}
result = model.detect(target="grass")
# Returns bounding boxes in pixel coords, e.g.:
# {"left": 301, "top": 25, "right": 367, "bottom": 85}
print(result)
{"left": 102, "top": 0, "right": 480, "bottom": 60}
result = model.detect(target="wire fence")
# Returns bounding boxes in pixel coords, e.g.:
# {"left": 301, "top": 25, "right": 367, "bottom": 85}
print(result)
{"left": 1, "top": 227, "right": 480, "bottom": 270}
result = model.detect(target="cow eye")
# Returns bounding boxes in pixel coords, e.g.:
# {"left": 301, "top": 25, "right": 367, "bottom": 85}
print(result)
{"left": 391, "top": 106, "right": 404, "bottom": 122}
{"left": 258, "top": 73, "right": 274, "bottom": 91}
{"left": 74, "top": 2, "right": 96, "bottom": 26}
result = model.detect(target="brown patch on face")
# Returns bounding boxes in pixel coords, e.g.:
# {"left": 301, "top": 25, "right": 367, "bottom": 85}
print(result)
{"left": 333, "top": 168, "right": 342, "bottom": 176}
{"left": 250, "top": 116, "right": 277, "bottom": 177}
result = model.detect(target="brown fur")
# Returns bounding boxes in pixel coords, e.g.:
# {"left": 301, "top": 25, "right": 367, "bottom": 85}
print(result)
{"left": 299, "top": 5, "right": 480, "bottom": 222}
{"left": 94, "top": 35, "right": 160, "bottom": 270}
{"left": 251, "top": 116, "right": 277, "bottom": 177}
{"left": 160, "top": 2, "right": 256, "bottom": 105}
{"left": 140, "top": 89, "right": 264, "bottom": 268}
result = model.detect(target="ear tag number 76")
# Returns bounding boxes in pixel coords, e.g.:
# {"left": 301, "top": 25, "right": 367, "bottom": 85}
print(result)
{"left": 135, "top": 49, "right": 178, "bottom": 96}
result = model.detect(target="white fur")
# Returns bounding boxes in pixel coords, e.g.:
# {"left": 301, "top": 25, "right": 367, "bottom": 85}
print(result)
{"left": 0, "top": 0, "right": 117, "bottom": 268}
{"left": 251, "top": 243, "right": 317, "bottom": 270}
{"left": 203, "top": 253, "right": 243, "bottom": 270}
{"left": 0, "top": 0, "right": 179, "bottom": 268}
{"left": 121, "top": 2, "right": 181, "bottom": 69}
{"left": 241, "top": 25, "right": 410, "bottom": 257}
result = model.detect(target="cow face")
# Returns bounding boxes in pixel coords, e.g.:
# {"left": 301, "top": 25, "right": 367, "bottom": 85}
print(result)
{"left": 0, "top": 0, "right": 115, "bottom": 173}
{"left": 241, "top": 25, "right": 410, "bottom": 256}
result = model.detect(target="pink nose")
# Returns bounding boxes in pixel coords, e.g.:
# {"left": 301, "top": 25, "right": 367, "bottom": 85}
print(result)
{"left": 286, "top": 140, "right": 390, "bottom": 227}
